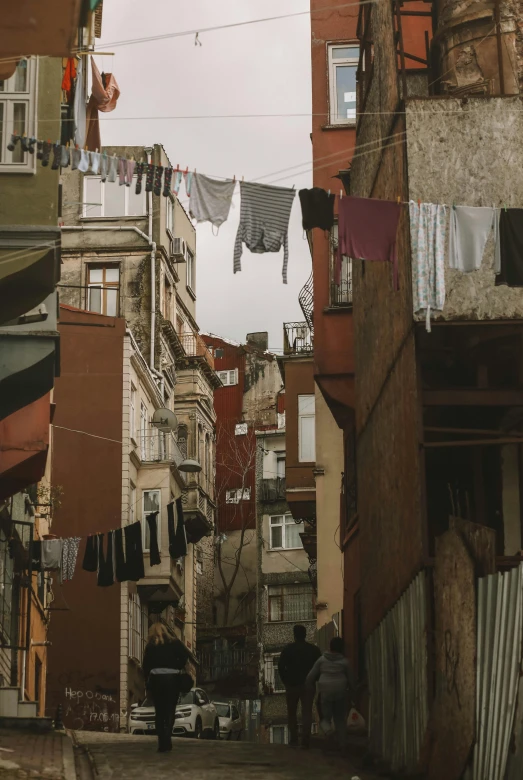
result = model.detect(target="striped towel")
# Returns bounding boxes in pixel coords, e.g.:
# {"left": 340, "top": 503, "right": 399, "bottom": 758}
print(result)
{"left": 233, "top": 181, "right": 296, "bottom": 283}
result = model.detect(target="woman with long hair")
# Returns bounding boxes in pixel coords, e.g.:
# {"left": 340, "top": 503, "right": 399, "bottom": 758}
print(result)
{"left": 142, "top": 622, "right": 190, "bottom": 752}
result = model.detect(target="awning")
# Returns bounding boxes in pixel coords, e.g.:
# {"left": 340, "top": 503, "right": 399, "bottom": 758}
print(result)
{"left": 0, "top": 337, "right": 58, "bottom": 422}
{"left": 0, "top": 394, "right": 51, "bottom": 502}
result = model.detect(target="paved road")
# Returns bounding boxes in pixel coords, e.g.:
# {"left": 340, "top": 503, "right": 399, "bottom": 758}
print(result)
{"left": 73, "top": 732, "right": 374, "bottom": 779}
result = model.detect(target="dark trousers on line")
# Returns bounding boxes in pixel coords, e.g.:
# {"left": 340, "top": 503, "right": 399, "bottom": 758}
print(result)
{"left": 147, "top": 674, "right": 181, "bottom": 751}
{"left": 285, "top": 684, "right": 314, "bottom": 746}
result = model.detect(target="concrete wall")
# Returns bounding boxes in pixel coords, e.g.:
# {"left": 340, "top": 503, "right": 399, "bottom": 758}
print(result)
{"left": 243, "top": 351, "right": 282, "bottom": 428}
{"left": 406, "top": 97, "right": 523, "bottom": 321}
{"left": 314, "top": 386, "right": 344, "bottom": 627}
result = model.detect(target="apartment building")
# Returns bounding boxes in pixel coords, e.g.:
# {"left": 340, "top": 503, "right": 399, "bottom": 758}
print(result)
{"left": 350, "top": 0, "right": 523, "bottom": 775}
{"left": 0, "top": 5, "right": 103, "bottom": 723}
{"left": 198, "top": 332, "right": 282, "bottom": 701}
{"left": 47, "top": 143, "right": 219, "bottom": 730}
{"left": 256, "top": 423, "right": 316, "bottom": 745}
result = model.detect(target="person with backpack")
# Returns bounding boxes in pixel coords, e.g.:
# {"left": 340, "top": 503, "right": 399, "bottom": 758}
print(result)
{"left": 306, "top": 636, "right": 354, "bottom": 750}
{"left": 142, "top": 622, "right": 191, "bottom": 752}
{"left": 278, "top": 624, "right": 321, "bottom": 748}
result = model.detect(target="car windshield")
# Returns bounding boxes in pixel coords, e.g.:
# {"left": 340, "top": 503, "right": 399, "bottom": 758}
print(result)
{"left": 214, "top": 704, "right": 230, "bottom": 717}
{"left": 178, "top": 692, "right": 195, "bottom": 706}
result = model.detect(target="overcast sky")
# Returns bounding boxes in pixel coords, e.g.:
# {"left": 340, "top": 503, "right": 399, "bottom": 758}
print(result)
{"left": 97, "top": 0, "right": 312, "bottom": 352}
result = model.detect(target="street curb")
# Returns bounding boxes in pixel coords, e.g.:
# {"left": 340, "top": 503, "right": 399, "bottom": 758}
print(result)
{"left": 61, "top": 730, "right": 76, "bottom": 780}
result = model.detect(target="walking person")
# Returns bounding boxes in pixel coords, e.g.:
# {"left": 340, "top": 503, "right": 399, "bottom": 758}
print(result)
{"left": 278, "top": 624, "right": 321, "bottom": 748}
{"left": 142, "top": 623, "right": 190, "bottom": 752}
{"left": 306, "top": 636, "right": 354, "bottom": 751}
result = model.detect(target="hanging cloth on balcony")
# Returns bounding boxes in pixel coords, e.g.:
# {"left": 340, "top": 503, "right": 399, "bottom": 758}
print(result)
{"left": 85, "top": 57, "right": 121, "bottom": 152}
{"left": 97, "top": 532, "right": 114, "bottom": 587}
{"left": 168, "top": 500, "right": 187, "bottom": 559}
{"left": 147, "top": 511, "right": 161, "bottom": 566}
{"left": 448, "top": 206, "right": 499, "bottom": 273}
{"left": 124, "top": 521, "right": 145, "bottom": 581}
{"left": 338, "top": 196, "right": 401, "bottom": 289}
{"left": 495, "top": 209, "right": 523, "bottom": 287}
{"left": 298, "top": 188, "right": 335, "bottom": 231}
{"left": 82, "top": 534, "right": 98, "bottom": 572}
{"left": 189, "top": 173, "right": 236, "bottom": 228}
{"left": 409, "top": 201, "right": 447, "bottom": 332}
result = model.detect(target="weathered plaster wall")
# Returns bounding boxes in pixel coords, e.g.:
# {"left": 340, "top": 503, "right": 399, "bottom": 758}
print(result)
{"left": 407, "top": 97, "right": 523, "bottom": 321}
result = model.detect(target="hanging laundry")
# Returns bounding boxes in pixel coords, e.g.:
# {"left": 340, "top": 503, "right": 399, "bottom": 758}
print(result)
{"left": 147, "top": 512, "right": 161, "bottom": 566}
{"left": 145, "top": 163, "right": 155, "bottom": 193}
{"left": 118, "top": 158, "right": 127, "bottom": 186}
{"left": 163, "top": 167, "right": 173, "bottom": 197}
{"left": 495, "top": 209, "right": 523, "bottom": 287}
{"left": 61, "top": 537, "right": 81, "bottom": 583}
{"left": 40, "top": 141, "right": 52, "bottom": 168}
{"left": 184, "top": 171, "right": 193, "bottom": 197}
{"left": 100, "top": 152, "right": 109, "bottom": 182}
{"left": 60, "top": 146, "right": 70, "bottom": 168}
{"left": 74, "top": 57, "right": 87, "bottom": 149}
{"left": 89, "top": 151, "right": 101, "bottom": 175}
{"left": 71, "top": 147, "right": 81, "bottom": 171}
{"left": 97, "top": 532, "right": 114, "bottom": 587}
{"left": 234, "top": 181, "right": 296, "bottom": 284}
{"left": 189, "top": 173, "right": 236, "bottom": 228}
{"left": 31, "top": 541, "right": 42, "bottom": 572}
{"left": 114, "top": 528, "right": 128, "bottom": 582}
{"left": 409, "top": 201, "right": 448, "bottom": 332}
{"left": 61, "top": 58, "right": 77, "bottom": 102}
{"left": 153, "top": 165, "right": 164, "bottom": 197}
{"left": 299, "top": 187, "right": 335, "bottom": 231}
{"left": 85, "top": 58, "right": 121, "bottom": 152}
{"left": 78, "top": 149, "right": 90, "bottom": 173}
{"left": 51, "top": 143, "right": 61, "bottom": 171}
{"left": 172, "top": 170, "right": 183, "bottom": 196}
{"left": 124, "top": 521, "right": 145, "bottom": 581}
{"left": 168, "top": 501, "right": 187, "bottom": 558}
{"left": 449, "top": 206, "right": 498, "bottom": 273}
{"left": 135, "top": 162, "right": 145, "bottom": 194}
{"left": 107, "top": 155, "right": 118, "bottom": 183}
{"left": 41, "top": 539, "right": 63, "bottom": 571}
{"left": 338, "top": 196, "right": 401, "bottom": 288}
{"left": 82, "top": 535, "right": 98, "bottom": 572}
{"left": 126, "top": 160, "right": 136, "bottom": 186}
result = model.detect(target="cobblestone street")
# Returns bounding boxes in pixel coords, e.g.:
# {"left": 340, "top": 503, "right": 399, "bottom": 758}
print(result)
{"left": 72, "top": 732, "right": 377, "bottom": 780}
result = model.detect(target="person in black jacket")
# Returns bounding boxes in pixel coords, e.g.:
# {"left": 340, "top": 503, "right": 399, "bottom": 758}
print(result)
{"left": 278, "top": 624, "right": 321, "bottom": 748}
{"left": 142, "top": 622, "right": 190, "bottom": 752}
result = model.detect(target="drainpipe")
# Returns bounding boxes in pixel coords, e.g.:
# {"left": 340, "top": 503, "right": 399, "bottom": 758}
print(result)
{"left": 144, "top": 147, "right": 157, "bottom": 377}
{"left": 61, "top": 223, "right": 163, "bottom": 395}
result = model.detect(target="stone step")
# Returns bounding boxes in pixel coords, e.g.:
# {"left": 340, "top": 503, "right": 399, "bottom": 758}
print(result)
{"left": 0, "top": 687, "right": 19, "bottom": 717}
{"left": 0, "top": 715, "right": 53, "bottom": 732}
{"left": 18, "top": 701, "right": 38, "bottom": 718}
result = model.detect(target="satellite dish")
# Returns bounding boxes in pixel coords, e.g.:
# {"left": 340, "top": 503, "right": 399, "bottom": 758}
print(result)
{"left": 152, "top": 408, "right": 178, "bottom": 432}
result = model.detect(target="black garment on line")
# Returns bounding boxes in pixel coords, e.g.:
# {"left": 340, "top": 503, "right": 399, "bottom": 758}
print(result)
{"left": 124, "top": 521, "right": 145, "bottom": 581}
{"left": 97, "top": 532, "right": 114, "bottom": 587}
{"left": 299, "top": 188, "right": 336, "bottom": 232}
{"left": 82, "top": 535, "right": 98, "bottom": 572}
{"left": 31, "top": 541, "right": 42, "bottom": 572}
{"left": 114, "top": 528, "right": 128, "bottom": 582}
{"left": 168, "top": 500, "right": 187, "bottom": 559}
{"left": 147, "top": 512, "right": 161, "bottom": 566}
{"left": 495, "top": 208, "right": 523, "bottom": 287}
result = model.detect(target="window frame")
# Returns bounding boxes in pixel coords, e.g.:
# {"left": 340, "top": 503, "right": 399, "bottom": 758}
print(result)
{"left": 129, "top": 483, "right": 136, "bottom": 525}
{"left": 140, "top": 401, "right": 148, "bottom": 460}
{"left": 327, "top": 42, "right": 359, "bottom": 126}
{"left": 129, "top": 592, "right": 148, "bottom": 663}
{"left": 329, "top": 223, "right": 353, "bottom": 307}
{"left": 142, "top": 489, "right": 161, "bottom": 552}
{"left": 218, "top": 369, "right": 238, "bottom": 387}
{"left": 82, "top": 175, "right": 147, "bottom": 218}
{"left": 0, "top": 58, "right": 37, "bottom": 173}
{"left": 269, "top": 725, "right": 288, "bottom": 744}
{"left": 166, "top": 196, "right": 174, "bottom": 236}
{"left": 264, "top": 653, "right": 285, "bottom": 694}
{"left": 269, "top": 514, "right": 304, "bottom": 551}
{"left": 267, "top": 584, "right": 315, "bottom": 623}
{"left": 186, "top": 248, "right": 195, "bottom": 296}
{"left": 235, "top": 423, "right": 248, "bottom": 436}
{"left": 298, "top": 394, "right": 316, "bottom": 463}
{"left": 130, "top": 384, "right": 137, "bottom": 443}
{"left": 87, "top": 264, "right": 120, "bottom": 317}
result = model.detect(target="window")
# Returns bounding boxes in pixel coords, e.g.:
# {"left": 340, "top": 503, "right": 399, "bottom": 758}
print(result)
{"left": 268, "top": 585, "right": 315, "bottom": 623}
{"left": 187, "top": 248, "right": 195, "bottom": 293}
{"left": 140, "top": 402, "right": 148, "bottom": 460}
{"left": 196, "top": 560, "right": 203, "bottom": 575}
{"left": 0, "top": 539, "right": 14, "bottom": 642}
{"left": 269, "top": 514, "right": 304, "bottom": 550}
{"left": 130, "top": 385, "right": 136, "bottom": 442}
{"left": 264, "top": 654, "right": 285, "bottom": 693}
{"left": 298, "top": 395, "right": 315, "bottom": 462}
{"left": 218, "top": 369, "right": 238, "bottom": 387}
{"left": 270, "top": 725, "right": 288, "bottom": 744}
{"left": 129, "top": 484, "right": 136, "bottom": 525}
{"left": 0, "top": 59, "right": 36, "bottom": 172}
{"left": 87, "top": 265, "right": 120, "bottom": 316}
{"left": 328, "top": 44, "right": 359, "bottom": 125}
{"left": 129, "top": 593, "right": 148, "bottom": 662}
{"left": 163, "top": 275, "right": 173, "bottom": 320}
{"left": 143, "top": 490, "right": 161, "bottom": 551}
{"left": 166, "top": 198, "right": 174, "bottom": 235}
{"left": 330, "top": 224, "right": 353, "bottom": 306}
{"left": 277, "top": 412, "right": 286, "bottom": 430}
{"left": 226, "top": 488, "right": 251, "bottom": 504}
{"left": 83, "top": 176, "right": 146, "bottom": 217}
{"left": 215, "top": 348, "right": 224, "bottom": 359}
{"left": 235, "top": 423, "right": 248, "bottom": 436}
{"left": 177, "top": 424, "right": 188, "bottom": 459}
{"left": 277, "top": 456, "right": 286, "bottom": 479}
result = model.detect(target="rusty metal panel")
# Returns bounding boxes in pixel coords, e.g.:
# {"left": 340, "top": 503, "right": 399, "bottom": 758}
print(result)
{"left": 472, "top": 564, "right": 523, "bottom": 780}
{"left": 366, "top": 570, "right": 428, "bottom": 773}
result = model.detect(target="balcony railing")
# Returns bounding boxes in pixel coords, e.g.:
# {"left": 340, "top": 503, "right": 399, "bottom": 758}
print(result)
{"left": 260, "top": 477, "right": 286, "bottom": 502}
{"left": 180, "top": 332, "right": 215, "bottom": 370}
{"left": 199, "top": 648, "right": 252, "bottom": 682}
{"left": 283, "top": 322, "right": 313, "bottom": 356}
{"left": 140, "top": 431, "right": 186, "bottom": 478}
{"left": 331, "top": 257, "right": 353, "bottom": 307}
{"left": 298, "top": 270, "right": 314, "bottom": 335}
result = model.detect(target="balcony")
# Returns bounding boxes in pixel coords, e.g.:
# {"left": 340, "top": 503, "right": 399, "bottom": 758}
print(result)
{"left": 298, "top": 271, "right": 314, "bottom": 335}
{"left": 180, "top": 332, "right": 215, "bottom": 370}
{"left": 330, "top": 258, "right": 353, "bottom": 308}
{"left": 260, "top": 477, "right": 286, "bottom": 502}
{"left": 283, "top": 322, "right": 313, "bottom": 356}
{"left": 140, "top": 431, "right": 186, "bottom": 481}
{"left": 182, "top": 484, "right": 214, "bottom": 543}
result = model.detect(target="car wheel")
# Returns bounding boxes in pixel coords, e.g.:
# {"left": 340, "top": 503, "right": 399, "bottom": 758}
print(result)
{"left": 209, "top": 719, "right": 220, "bottom": 740}
{"left": 194, "top": 717, "right": 203, "bottom": 739}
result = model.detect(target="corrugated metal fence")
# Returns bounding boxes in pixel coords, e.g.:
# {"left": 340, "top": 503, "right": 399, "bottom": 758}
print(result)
{"left": 366, "top": 571, "right": 428, "bottom": 774}
{"left": 471, "top": 564, "right": 523, "bottom": 780}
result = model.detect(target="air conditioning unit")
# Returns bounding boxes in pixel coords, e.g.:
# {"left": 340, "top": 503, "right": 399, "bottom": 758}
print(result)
{"left": 172, "top": 237, "right": 188, "bottom": 262}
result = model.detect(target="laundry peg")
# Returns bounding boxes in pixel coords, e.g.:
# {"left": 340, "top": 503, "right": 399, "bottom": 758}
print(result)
{"left": 417, "top": 198, "right": 421, "bottom": 208}
{"left": 327, "top": 189, "right": 331, "bottom": 197}
{"left": 340, "top": 189, "right": 343, "bottom": 200}
{"left": 176, "top": 164, "right": 180, "bottom": 172}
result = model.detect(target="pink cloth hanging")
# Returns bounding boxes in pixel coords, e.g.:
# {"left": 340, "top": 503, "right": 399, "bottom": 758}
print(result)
{"left": 86, "top": 57, "right": 121, "bottom": 152}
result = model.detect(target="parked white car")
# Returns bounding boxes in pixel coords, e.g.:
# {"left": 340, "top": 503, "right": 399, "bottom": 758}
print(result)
{"left": 129, "top": 688, "right": 220, "bottom": 740}
{"left": 213, "top": 701, "right": 243, "bottom": 740}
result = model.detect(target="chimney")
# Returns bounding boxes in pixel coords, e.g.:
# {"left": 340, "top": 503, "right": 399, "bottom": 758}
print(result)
{"left": 246, "top": 332, "right": 268, "bottom": 352}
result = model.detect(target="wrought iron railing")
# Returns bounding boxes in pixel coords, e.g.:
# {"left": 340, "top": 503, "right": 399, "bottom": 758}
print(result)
{"left": 260, "top": 477, "right": 286, "bottom": 502}
{"left": 283, "top": 322, "right": 313, "bottom": 356}
{"left": 298, "top": 270, "right": 314, "bottom": 334}
{"left": 331, "top": 257, "right": 353, "bottom": 307}
{"left": 199, "top": 648, "right": 251, "bottom": 682}
{"left": 140, "top": 431, "right": 186, "bottom": 479}
{"left": 180, "top": 332, "right": 215, "bottom": 370}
